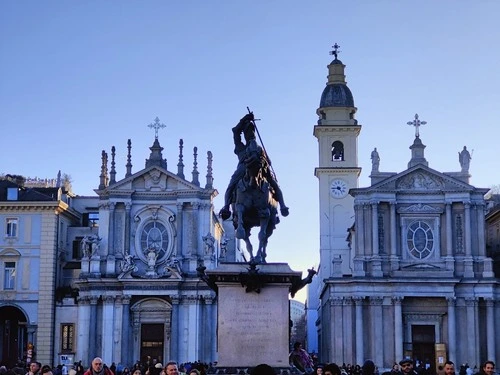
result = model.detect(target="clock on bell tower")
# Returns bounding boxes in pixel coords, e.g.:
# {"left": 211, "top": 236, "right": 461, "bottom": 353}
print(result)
{"left": 314, "top": 44, "right": 362, "bottom": 278}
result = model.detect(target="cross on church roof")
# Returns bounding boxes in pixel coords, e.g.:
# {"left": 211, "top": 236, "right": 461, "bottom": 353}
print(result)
{"left": 148, "top": 117, "right": 166, "bottom": 139}
{"left": 329, "top": 43, "right": 341, "bottom": 60}
{"left": 407, "top": 113, "right": 427, "bottom": 138}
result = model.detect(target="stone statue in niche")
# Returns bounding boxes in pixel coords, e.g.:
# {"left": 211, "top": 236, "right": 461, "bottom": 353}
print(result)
{"left": 147, "top": 248, "right": 158, "bottom": 268}
{"left": 119, "top": 253, "right": 138, "bottom": 278}
{"left": 202, "top": 232, "right": 216, "bottom": 256}
{"left": 81, "top": 234, "right": 101, "bottom": 258}
{"left": 220, "top": 235, "right": 228, "bottom": 258}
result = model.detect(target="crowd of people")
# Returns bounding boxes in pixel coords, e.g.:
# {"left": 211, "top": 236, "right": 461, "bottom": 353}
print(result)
{"left": 0, "top": 355, "right": 495, "bottom": 375}
{"left": 288, "top": 342, "right": 496, "bottom": 375}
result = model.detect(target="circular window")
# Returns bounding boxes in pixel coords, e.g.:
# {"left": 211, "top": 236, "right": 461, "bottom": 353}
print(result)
{"left": 140, "top": 221, "right": 169, "bottom": 261}
{"left": 406, "top": 221, "right": 434, "bottom": 259}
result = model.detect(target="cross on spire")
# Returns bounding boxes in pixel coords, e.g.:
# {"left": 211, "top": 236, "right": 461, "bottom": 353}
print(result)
{"left": 329, "top": 43, "right": 341, "bottom": 60}
{"left": 407, "top": 113, "right": 427, "bottom": 138}
{"left": 148, "top": 117, "right": 166, "bottom": 139}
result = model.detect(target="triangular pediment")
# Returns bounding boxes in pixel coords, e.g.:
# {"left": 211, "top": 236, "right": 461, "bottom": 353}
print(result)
{"left": 97, "top": 165, "right": 205, "bottom": 195}
{"left": 359, "top": 165, "right": 476, "bottom": 193}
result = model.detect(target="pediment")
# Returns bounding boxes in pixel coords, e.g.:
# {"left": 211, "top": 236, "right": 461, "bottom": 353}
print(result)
{"left": 98, "top": 166, "right": 204, "bottom": 194}
{"left": 365, "top": 165, "right": 475, "bottom": 193}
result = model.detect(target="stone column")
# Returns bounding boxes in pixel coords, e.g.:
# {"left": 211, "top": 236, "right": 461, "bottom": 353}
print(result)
{"left": 205, "top": 296, "right": 216, "bottom": 362}
{"left": 121, "top": 295, "right": 131, "bottom": 364}
{"left": 343, "top": 298, "right": 354, "bottom": 364}
{"left": 176, "top": 203, "right": 184, "bottom": 258}
{"left": 390, "top": 202, "right": 397, "bottom": 256}
{"left": 132, "top": 315, "right": 140, "bottom": 364}
{"left": 124, "top": 203, "right": 131, "bottom": 255}
{"left": 102, "top": 296, "right": 115, "bottom": 364}
{"left": 170, "top": 296, "right": 181, "bottom": 360}
{"left": 445, "top": 203, "right": 453, "bottom": 256}
{"left": 332, "top": 298, "right": 344, "bottom": 363}
{"left": 354, "top": 204, "right": 363, "bottom": 256}
{"left": 464, "top": 203, "right": 474, "bottom": 277}
{"left": 445, "top": 203, "right": 455, "bottom": 272}
{"left": 464, "top": 203, "right": 472, "bottom": 257}
{"left": 485, "top": 298, "right": 496, "bottom": 362}
{"left": 354, "top": 297, "right": 364, "bottom": 365}
{"left": 389, "top": 202, "right": 399, "bottom": 271}
{"left": 465, "top": 297, "right": 478, "bottom": 365}
{"left": 89, "top": 296, "right": 99, "bottom": 362}
{"left": 476, "top": 203, "right": 486, "bottom": 256}
{"left": 113, "top": 296, "right": 123, "bottom": 363}
{"left": 76, "top": 296, "right": 91, "bottom": 365}
{"left": 108, "top": 202, "right": 116, "bottom": 255}
{"left": 371, "top": 297, "right": 384, "bottom": 366}
{"left": 353, "top": 205, "right": 365, "bottom": 276}
{"left": 393, "top": 296, "right": 403, "bottom": 362}
{"left": 371, "top": 203, "right": 379, "bottom": 256}
{"left": 446, "top": 297, "right": 456, "bottom": 363}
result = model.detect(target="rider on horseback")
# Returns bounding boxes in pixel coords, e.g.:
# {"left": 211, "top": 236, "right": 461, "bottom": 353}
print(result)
{"left": 219, "top": 112, "right": 289, "bottom": 220}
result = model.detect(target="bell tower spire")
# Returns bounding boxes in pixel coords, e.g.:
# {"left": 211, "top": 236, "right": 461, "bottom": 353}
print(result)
{"left": 314, "top": 44, "right": 362, "bottom": 278}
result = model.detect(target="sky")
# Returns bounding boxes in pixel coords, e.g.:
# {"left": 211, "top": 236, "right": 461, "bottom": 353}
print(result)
{"left": 1, "top": 1, "right": 500, "bottom": 302}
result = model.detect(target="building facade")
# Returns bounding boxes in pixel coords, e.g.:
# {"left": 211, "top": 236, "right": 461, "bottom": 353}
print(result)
{"left": 0, "top": 176, "right": 80, "bottom": 368}
{"left": 314, "top": 55, "right": 499, "bottom": 369}
{"left": 1, "top": 122, "right": 245, "bottom": 367}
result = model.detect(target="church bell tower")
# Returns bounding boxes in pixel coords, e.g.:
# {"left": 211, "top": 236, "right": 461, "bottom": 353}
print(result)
{"left": 314, "top": 44, "right": 361, "bottom": 278}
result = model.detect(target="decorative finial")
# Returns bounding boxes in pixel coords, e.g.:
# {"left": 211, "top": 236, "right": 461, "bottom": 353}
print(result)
{"left": 329, "top": 43, "right": 341, "bottom": 60}
{"left": 177, "top": 139, "right": 185, "bottom": 179}
{"left": 205, "top": 151, "right": 213, "bottom": 189}
{"left": 192, "top": 146, "right": 200, "bottom": 187}
{"left": 125, "top": 139, "right": 132, "bottom": 178}
{"left": 147, "top": 117, "right": 166, "bottom": 139}
{"left": 99, "top": 150, "right": 107, "bottom": 189}
{"left": 407, "top": 113, "right": 427, "bottom": 138}
{"left": 110, "top": 146, "right": 116, "bottom": 185}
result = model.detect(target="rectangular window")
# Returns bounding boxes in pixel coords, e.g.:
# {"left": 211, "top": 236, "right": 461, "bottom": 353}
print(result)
{"left": 4, "top": 262, "right": 15, "bottom": 290}
{"left": 7, "top": 188, "right": 18, "bottom": 200}
{"left": 61, "top": 323, "right": 74, "bottom": 352}
{"left": 72, "top": 237, "right": 83, "bottom": 259}
{"left": 6, "top": 218, "right": 18, "bottom": 237}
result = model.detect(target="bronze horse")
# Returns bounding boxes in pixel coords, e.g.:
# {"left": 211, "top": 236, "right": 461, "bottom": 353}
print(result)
{"left": 231, "top": 140, "right": 280, "bottom": 263}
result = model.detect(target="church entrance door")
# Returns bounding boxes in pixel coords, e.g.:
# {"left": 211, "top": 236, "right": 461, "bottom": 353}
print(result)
{"left": 141, "top": 323, "right": 164, "bottom": 364}
{"left": 412, "top": 325, "right": 435, "bottom": 375}
{"left": 0, "top": 306, "right": 28, "bottom": 368}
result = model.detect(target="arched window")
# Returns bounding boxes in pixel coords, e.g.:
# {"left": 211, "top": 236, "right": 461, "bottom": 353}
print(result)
{"left": 331, "top": 141, "right": 344, "bottom": 161}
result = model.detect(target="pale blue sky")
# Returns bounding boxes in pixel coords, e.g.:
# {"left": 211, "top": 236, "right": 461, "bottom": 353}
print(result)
{"left": 1, "top": 1, "right": 499, "bottom": 300}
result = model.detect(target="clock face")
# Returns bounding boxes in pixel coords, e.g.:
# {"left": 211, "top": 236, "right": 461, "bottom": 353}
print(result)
{"left": 330, "top": 179, "right": 348, "bottom": 198}
{"left": 140, "top": 221, "right": 169, "bottom": 260}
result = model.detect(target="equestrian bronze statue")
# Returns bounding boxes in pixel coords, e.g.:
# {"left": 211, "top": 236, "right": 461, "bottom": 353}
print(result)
{"left": 219, "top": 111, "right": 289, "bottom": 263}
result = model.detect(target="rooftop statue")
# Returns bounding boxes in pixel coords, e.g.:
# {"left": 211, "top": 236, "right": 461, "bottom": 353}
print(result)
{"left": 219, "top": 111, "right": 289, "bottom": 263}
{"left": 458, "top": 146, "right": 471, "bottom": 173}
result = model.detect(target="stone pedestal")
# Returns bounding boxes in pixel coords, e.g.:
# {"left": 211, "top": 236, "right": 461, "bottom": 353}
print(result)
{"left": 206, "top": 262, "right": 303, "bottom": 370}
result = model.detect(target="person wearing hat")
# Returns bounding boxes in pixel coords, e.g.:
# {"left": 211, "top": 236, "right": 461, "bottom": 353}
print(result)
{"left": 399, "top": 360, "right": 417, "bottom": 375}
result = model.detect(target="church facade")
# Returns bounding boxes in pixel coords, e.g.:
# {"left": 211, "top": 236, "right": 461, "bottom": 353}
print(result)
{"left": 0, "top": 120, "right": 243, "bottom": 367}
{"left": 313, "top": 52, "right": 499, "bottom": 369}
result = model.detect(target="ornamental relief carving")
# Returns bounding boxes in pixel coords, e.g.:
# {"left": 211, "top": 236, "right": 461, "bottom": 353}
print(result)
{"left": 404, "top": 313, "right": 443, "bottom": 323}
{"left": 397, "top": 172, "right": 444, "bottom": 190}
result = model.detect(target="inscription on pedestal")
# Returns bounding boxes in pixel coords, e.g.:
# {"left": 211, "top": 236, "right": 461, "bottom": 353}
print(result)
{"left": 217, "top": 284, "right": 289, "bottom": 367}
